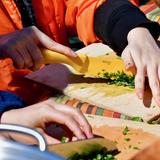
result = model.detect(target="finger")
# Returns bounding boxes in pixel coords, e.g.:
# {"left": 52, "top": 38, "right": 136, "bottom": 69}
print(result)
{"left": 46, "top": 108, "right": 86, "bottom": 140}
{"left": 147, "top": 65, "right": 160, "bottom": 106}
{"left": 121, "top": 47, "right": 136, "bottom": 73}
{"left": 37, "top": 128, "right": 61, "bottom": 145}
{"left": 26, "top": 41, "right": 44, "bottom": 70}
{"left": 135, "top": 66, "right": 145, "bottom": 99}
{"left": 5, "top": 48, "right": 24, "bottom": 68}
{"left": 16, "top": 47, "right": 33, "bottom": 68}
{"left": 31, "top": 26, "right": 77, "bottom": 57}
{"left": 72, "top": 136, "right": 78, "bottom": 141}
{"left": 54, "top": 104, "right": 93, "bottom": 139}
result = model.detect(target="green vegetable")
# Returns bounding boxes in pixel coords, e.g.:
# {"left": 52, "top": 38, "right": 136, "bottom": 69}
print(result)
{"left": 133, "top": 146, "right": 140, "bottom": 150}
{"left": 67, "top": 147, "right": 118, "bottom": 160}
{"left": 98, "top": 71, "right": 135, "bottom": 88}
{"left": 113, "top": 141, "right": 118, "bottom": 145}
{"left": 123, "top": 126, "right": 129, "bottom": 135}
{"left": 61, "top": 136, "right": 67, "bottom": 143}
{"left": 125, "top": 138, "right": 130, "bottom": 141}
{"left": 131, "top": 117, "right": 143, "bottom": 122}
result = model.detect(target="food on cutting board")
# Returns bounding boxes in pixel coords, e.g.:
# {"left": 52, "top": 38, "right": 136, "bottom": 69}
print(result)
{"left": 93, "top": 125, "right": 159, "bottom": 160}
{"left": 67, "top": 147, "right": 117, "bottom": 160}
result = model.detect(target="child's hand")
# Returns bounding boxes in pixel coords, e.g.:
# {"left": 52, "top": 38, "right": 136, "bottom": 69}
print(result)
{"left": 0, "top": 26, "right": 76, "bottom": 70}
{"left": 1, "top": 99, "right": 93, "bottom": 144}
{"left": 121, "top": 27, "right": 160, "bottom": 106}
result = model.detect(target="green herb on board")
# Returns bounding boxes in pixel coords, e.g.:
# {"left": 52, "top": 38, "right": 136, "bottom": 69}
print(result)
{"left": 61, "top": 136, "right": 67, "bottom": 143}
{"left": 131, "top": 117, "right": 143, "bottom": 122}
{"left": 113, "top": 141, "right": 118, "bottom": 145}
{"left": 123, "top": 126, "right": 129, "bottom": 135}
{"left": 125, "top": 138, "right": 130, "bottom": 142}
{"left": 80, "top": 87, "right": 86, "bottom": 89}
{"left": 98, "top": 71, "right": 135, "bottom": 88}
{"left": 67, "top": 147, "right": 118, "bottom": 160}
{"left": 133, "top": 146, "right": 140, "bottom": 150}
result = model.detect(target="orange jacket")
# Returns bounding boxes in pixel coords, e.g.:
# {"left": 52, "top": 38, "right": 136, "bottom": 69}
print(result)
{"left": 0, "top": 0, "right": 107, "bottom": 104}
{"left": 0, "top": 0, "right": 156, "bottom": 104}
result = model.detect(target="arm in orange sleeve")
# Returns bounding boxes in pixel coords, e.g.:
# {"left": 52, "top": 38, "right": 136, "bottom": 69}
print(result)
{"left": 64, "top": 0, "right": 140, "bottom": 46}
{"left": 65, "top": 0, "right": 107, "bottom": 45}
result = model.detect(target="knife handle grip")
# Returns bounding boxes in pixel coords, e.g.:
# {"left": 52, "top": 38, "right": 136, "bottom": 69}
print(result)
{"left": 41, "top": 48, "right": 87, "bottom": 73}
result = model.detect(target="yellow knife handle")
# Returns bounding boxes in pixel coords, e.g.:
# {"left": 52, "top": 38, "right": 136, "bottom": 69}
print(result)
{"left": 41, "top": 48, "right": 88, "bottom": 72}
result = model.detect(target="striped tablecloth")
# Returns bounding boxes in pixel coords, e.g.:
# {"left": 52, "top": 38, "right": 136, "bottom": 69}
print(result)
{"left": 53, "top": 94, "right": 133, "bottom": 120}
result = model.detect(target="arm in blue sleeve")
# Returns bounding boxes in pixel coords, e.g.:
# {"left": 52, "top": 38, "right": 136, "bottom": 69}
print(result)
{"left": 0, "top": 91, "right": 26, "bottom": 115}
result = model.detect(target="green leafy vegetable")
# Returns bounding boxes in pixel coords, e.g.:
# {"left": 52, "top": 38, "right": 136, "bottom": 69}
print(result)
{"left": 61, "top": 136, "right": 67, "bottom": 143}
{"left": 98, "top": 71, "right": 135, "bottom": 88}
{"left": 131, "top": 117, "right": 143, "bottom": 122}
{"left": 125, "top": 138, "right": 130, "bottom": 141}
{"left": 123, "top": 126, "right": 129, "bottom": 135}
{"left": 113, "top": 141, "right": 118, "bottom": 145}
{"left": 133, "top": 146, "right": 140, "bottom": 150}
{"left": 67, "top": 147, "right": 118, "bottom": 160}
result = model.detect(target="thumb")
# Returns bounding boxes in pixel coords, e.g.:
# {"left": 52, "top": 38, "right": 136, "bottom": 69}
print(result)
{"left": 33, "top": 27, "right": 77, "bottom": 57}
{"left": 121, "top": 46, "right": 136, "bottom": 74}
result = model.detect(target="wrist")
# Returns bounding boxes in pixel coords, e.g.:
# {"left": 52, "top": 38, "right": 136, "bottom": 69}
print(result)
{"left": 127, "top": 27, "right": 150, "bottom": 42}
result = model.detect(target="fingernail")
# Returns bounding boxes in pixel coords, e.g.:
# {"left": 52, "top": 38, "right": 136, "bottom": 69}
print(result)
{"left": 87, "top": 132, "right": 94, "bottom": 138}
{"left": 80, "top": 135, "right": 86, "bottom": 140}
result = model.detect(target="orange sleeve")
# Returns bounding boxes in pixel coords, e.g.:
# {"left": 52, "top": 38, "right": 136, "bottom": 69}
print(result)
{"left": 65, "top": 0, "right": 107, "bottom": 45}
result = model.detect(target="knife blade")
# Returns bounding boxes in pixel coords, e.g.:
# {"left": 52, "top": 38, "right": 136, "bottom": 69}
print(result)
{"left": 41, "top": 48, "right": 131, "bottom": 78}
{"left": 48, "top": 137, "right": 118, "bottom": 158}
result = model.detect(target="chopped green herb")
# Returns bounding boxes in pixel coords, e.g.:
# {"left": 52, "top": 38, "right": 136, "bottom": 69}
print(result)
{"left": 152, "top": 106, "right": 156, "bottom": 108}
{"left": 113, "top": 141, "right": 118, "bottom": 145}
{"left": 133, "top": 146, "right": 140, "bottom": 150}
{"left": 61, "top": 136, "right": 67, "bottom": 143}
{"left": 96, "top": 154, "right": 102, "bottom": 160}
{"left": 67, "top": 147, "right": 118, "bottom": 160}
{"left": 100, "top": 71, "right": 135, "bottom": 88}
{"left": 105, "top": 53, "right": 110, "bottom": 55}
{"left": 131, "top": 117, "right": 143, "bottom": 122}
{"left": 123, "top": 126, "right": 129, "bottom": 135}
{"left": 80, "top": 87, "right": 86, "bottom": 89}
{"left": 125, "top": 138, "right": 130, "bottom": 141}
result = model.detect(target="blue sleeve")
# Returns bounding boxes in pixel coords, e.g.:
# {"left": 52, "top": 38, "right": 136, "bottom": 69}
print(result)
{"left": 0, "top": 91, "right": 26, "bottom": 114}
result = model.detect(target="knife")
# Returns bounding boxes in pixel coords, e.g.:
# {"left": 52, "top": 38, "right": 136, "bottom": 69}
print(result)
{"left": 41, "top": 48, "right": 131, "bottom": 78}
{"left": 48, "top": 137, "right": 118, "bottom": 158}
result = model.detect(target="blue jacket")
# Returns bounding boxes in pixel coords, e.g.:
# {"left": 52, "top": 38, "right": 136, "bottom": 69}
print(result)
{"left": 0, "top": 91, "right": 26, "bottom": 115}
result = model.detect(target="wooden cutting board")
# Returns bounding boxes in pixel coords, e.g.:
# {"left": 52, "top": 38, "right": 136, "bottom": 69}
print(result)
{"left": 85, "top": 114, "right": 160, "bottom": 160}
{"left": 25, "top": 43, "right": 160, "bottom": 121}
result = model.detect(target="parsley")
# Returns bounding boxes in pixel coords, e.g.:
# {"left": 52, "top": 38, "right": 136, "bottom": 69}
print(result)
{"left": 123, "top": 126, "right": 129, "bottom": 135}
{"left": 113, "top": 141, "right": 118, "bottom": 145}
{"left": 61, "top": 136, "right": 67, "bottom": 143}
{"left": 131, "top": 117, "right": 143, "bottom": 122}
{"left": 133, "top": 146, "right": 140, "bottom": 150}
{"left": 99, "top": 71, "right": 135, "bottom": 88}
{"left": 125, "top": 138, "right": 130, "bottom": 141}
